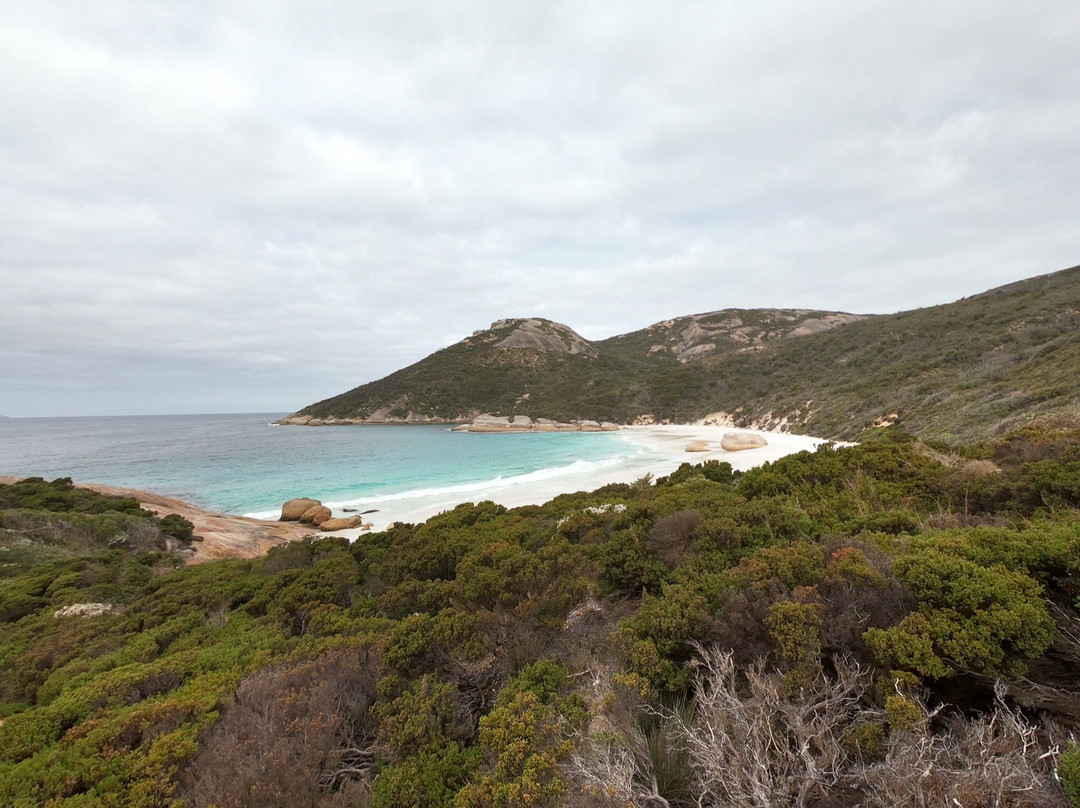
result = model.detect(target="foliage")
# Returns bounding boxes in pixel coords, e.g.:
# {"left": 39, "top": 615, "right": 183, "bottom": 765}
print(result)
{"left": 1060, "top": 743, "right": 1080, "bottom": 808}
{"left": 864, "top": 550, "right": 1055, "bottom": 678}
{"left": 455, "top": 662, "right": 584, "bottom": 808}
{"left": 5, "top": 425, "right": 1080, "bottom": 805}
{"left": 372, "top": 742, "right": 481, "bottom": 808}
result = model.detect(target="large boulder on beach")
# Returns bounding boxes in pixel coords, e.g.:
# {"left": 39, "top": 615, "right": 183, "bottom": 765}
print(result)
{"left": 280, "top": 498, "right": 321, "bottom": 521}
{"left": 721, "top": 432, "right": 768, "bottom": 451}
{"left": 686, "top": 440, "right": 710, "bottom": 452}
{"left": 299, "top": 505, "right": 332, "bottom": 525}
{"left": 320, "top": 516, "right": 363, "bottom": 532}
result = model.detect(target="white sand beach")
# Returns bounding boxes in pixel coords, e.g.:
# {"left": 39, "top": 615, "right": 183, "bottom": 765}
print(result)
{"left": 325, "top": 425, "right": 836, "bottom": 536}
{"left": 8, "top": 426, "right": 837, "bottom": 562}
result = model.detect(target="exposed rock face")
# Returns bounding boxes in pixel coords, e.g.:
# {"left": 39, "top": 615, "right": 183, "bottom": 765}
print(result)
{"left": 280, "top": 498, "right": 321, "bottom": 521}
{"left": 276, "top": 414, "right": 314, "bottom": 426}
{"left": 452, "top": 414, "right": 620, "bottom": 433}
{"left": 686, "top": 440, "right": 710, "bottom": 452}
{"left": 54, "top": 603, "right": 117, "bottom": 618}
{"left": 721, "top": 432, "right": 769, "bottom": 451}
{"left": 299, "top": 505, "right": 332, "bottom": 525}
{"left": 627, "top": 309, "right": 870, "bottom": 363}
{"left": 320, "top": 516, "right": 363, "bottom": 532}
{"left": 490, "top": 318, "right": 599, "bottom": 357}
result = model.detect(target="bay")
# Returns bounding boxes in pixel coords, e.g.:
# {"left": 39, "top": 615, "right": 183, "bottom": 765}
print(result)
{"left": 0, "top": 413, "right": 634, "bottom": 517}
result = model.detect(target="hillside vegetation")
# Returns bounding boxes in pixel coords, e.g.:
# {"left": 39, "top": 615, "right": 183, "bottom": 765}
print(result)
{"left": 293, "top": 264, "right": 1080, "bottom": 441}
{"left": 5, "top": 425, "right": 1080, "bottom": 805}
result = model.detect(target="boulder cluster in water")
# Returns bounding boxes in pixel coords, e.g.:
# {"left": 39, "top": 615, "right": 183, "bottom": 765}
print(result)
{"left": 279, "top": 497, "right": 372, "bottom": 532}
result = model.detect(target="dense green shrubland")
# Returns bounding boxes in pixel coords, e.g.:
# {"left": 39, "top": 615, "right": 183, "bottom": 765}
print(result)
{"left": 4, "top": 429, "right": 1080, "bottom": 805}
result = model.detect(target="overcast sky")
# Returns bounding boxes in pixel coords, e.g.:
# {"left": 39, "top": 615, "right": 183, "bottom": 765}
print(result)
{"left": 2, "top": 2, "right": 1078, "bottom": 416}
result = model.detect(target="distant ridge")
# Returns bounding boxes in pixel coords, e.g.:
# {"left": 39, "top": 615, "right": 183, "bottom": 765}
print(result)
{"left": 284, "top": 264, "right": 1080, "bottom": 441}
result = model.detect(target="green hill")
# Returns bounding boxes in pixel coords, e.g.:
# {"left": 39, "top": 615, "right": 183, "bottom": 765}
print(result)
{"left": 288, "top": 264, "right": 1080, "bottom": 441}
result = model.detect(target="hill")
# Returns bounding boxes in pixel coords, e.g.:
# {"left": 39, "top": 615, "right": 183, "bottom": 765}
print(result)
{"left": 285, "top": 264, "right": 1080, "bottom": 441}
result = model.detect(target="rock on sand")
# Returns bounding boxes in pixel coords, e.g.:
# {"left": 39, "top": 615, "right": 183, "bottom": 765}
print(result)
{"left": 721, "top": 432, "right": 769, "bottom": 451}
{"left": 299, "top": 505, "right": 333, "bottom": 526}
{"left": 320, "top": 516, "right": 363, "bottom": 532}
{"left": 280, "top": 498, "right": 322, "bottom": 521}
{"left": 685, "top": 440, "right": 710, "bottom": 452}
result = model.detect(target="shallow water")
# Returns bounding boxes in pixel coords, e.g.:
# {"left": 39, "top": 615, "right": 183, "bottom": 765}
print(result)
{"left": 0, "top": 413, "right": 635, "bottom": 516}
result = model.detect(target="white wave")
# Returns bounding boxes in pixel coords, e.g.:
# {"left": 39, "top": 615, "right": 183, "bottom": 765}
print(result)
{"left": 242, "top": 454, "right": 630, "bottom": 519}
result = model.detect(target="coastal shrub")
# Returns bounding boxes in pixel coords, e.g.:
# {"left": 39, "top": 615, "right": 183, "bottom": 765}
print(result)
{"left": 1060, "top": 743, "right": 1080, "bottom": 807}
{"left": 371, "top": 741, "right": 481, "bottom": 808}
{"left": 380, "top": 609, "right": 489, "bottom": 677}
{"left": 455, "top": 679, "right": 579, "bottom": 808}
{"left": 656, "top": 460, "right": 734, "bottom": 488}
{"left": 730, "top": 541, "right": 827, "bottom": 589}
{"left": 382, "top": 501, "right": 508, "bottom": 585}
{"left": 183, "top": 647, "right": 379, "bottom": 807}
{"left": 0, "top": 477, "right": 148, "bottom": 516}
{"left": 766, "top": 599, "right": 824, "bottom": 692}
{"left": 380, "top": 577, "right": 455, "bottom": 618}
{"left": 864, "top": 550, "right": 1055, "bottom": 678}
{"left": 597, "top": 526, "right": 669, "bottom": 596}
{"left": 623, "top": 584, "right": 710, "bottom": 693}
{"left": 157, "top": 513, "right": 194, "bottom": 544}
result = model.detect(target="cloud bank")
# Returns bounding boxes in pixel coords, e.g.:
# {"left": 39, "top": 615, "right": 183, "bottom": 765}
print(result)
{"left": 2, "top": 1, "right": 1078, "bottom": 415}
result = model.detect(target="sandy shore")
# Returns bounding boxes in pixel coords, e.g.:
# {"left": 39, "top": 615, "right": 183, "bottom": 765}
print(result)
{"left": 2, "top": 425, "right": 837, "bottom": 562}
{"left": 319, "top": 424, "right": 835, "bottom": 539}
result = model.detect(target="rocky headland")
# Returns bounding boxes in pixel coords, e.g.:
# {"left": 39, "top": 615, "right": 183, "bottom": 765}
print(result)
{"left": 273, "top": 265, "right": 1080, "bottom": 442}
{"left": 450, "top": 414, "right": 620, "bottom": 433}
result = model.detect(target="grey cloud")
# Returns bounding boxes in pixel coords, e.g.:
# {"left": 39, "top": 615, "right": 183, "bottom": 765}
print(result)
{"left": 1, "top": 1, "right": 1078, "bottom": 415}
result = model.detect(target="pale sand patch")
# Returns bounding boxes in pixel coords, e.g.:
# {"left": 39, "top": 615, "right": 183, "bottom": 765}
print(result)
{"left": 328, "top": 425, "right": 841, "bottom": 537}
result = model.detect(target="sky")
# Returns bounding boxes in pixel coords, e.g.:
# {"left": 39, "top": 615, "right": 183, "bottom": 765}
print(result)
{"left": 2, "top": 2, "right": 1079, "bottom": 417}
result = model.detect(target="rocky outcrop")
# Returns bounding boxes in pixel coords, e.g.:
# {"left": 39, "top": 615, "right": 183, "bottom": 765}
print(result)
{"left": 299, "top": 505, "right": 333, "bottom": 526}
{"left": 721, "top": 432, "right": 769, "bottom": 451}
{"left": 54, "top": 603, "right": 117, "bottom": 618}
{"left": 686, "top": 440, "right": 710, "bottom": 452}
{"left": 320, "top": 516, "right": 363, "bottom": 532}
{"left": 276, "top": 414, "right": 316, "bottom": 426}
{"left": 280, "top": 498, "right": 322, "bottom": 521}
{"left": 490, "top": 318, "right": 599, "bottom": 357}
{"left": 275, "top": 410, "right": 459, "bottom": 426}
{"left": 624, "top": 309, "right": 870, "bottom": 364}
{"left": 452, "top": 415, "right": 620, "bottom": 433}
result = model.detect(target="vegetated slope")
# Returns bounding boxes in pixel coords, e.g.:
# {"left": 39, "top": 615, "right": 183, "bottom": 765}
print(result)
{"left": 292, "top": 264, "right": 1080, "bottom": 440}
{"left": 293, "top": 310, "right": 865, "bottom": 424}
{"left": 6, "top": 429, "right": 1080, "bottom": 806}
{"left": 688, "top": 264, "right": 1080, "bottom": 440}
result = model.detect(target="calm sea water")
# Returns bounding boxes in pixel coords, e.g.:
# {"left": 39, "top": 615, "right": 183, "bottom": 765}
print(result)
{"left": 0, "top": 414, "right": 632, "bottom": 517}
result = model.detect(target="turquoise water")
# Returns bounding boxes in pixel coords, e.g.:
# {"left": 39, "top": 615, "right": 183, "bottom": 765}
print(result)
{"left": 0, "top": 413, "right": 631, "bottom": 516}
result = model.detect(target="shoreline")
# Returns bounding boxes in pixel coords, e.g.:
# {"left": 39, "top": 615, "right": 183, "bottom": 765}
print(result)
{"left": 0, "top": 474, "right": 314, "bottom": 564}
{"left": 255, "top": 424, "right": 836, "bottom": 540}
{"left": 3, "top": 425, "right": 839, "bottom": 562}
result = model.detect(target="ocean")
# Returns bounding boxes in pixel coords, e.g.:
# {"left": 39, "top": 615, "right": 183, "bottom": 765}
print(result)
{"left": 0, "top": 413, "right": 645, "bottom": 519}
